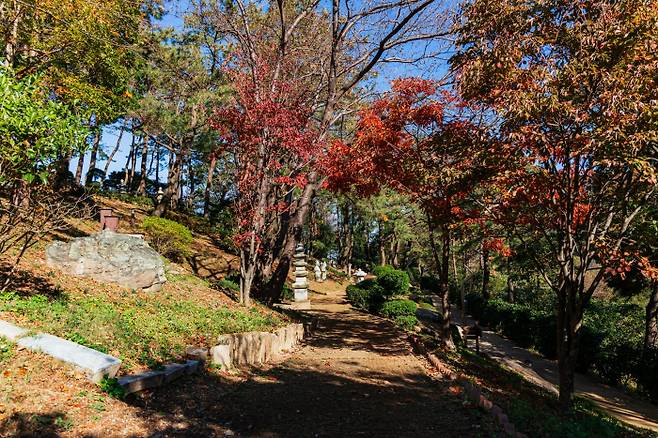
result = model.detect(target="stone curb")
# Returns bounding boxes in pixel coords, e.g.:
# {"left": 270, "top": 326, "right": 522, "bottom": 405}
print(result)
{"left": 409, "top": 335, "right": 527, "bottom": 438}
{"left": 0, "top": 319, "right": 122, "bottom": 383}
{"left": 187, "top": 321, "right": 313, "bottom": 370}
{"left": 118, "top": 360, "right": 201, "bottom": 395}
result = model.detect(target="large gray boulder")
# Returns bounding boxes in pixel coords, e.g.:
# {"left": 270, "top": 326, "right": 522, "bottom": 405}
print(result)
{"left": 46, "top": 230, "right": 166, "bottom": 292}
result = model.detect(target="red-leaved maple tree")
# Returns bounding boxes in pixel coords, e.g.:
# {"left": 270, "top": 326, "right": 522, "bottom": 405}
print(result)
{"left": 453, "top": 0, "right": 658, "bottom": 408}
{"left": 326, "top": 78, "right": 497, "bottom": 347}
{"left": 212, "top": 60, "right": 321, "bottom": 305}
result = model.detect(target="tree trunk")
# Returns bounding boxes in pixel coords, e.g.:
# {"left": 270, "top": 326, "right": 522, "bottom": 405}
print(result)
{"left": 155, "top": 144, "right": 160, "bottom": 184}
{"left": 3, "top": 2, "right": 21, "bottom": 67}
{"left": 203, "top": 151, "right": 217, "bottom": 218}
{"left": 122, "top": 134, "right": 135, "bottom": 188}
{"left": 129, "top": 135, "right": 138, "bottom": 189}
{"left": 53, "top": 153, "right": 72, "bottom": 189}
{"left": 427, "top": 216, "right": 454, "bottom": 350}
{"left": 103, "top": 119, "right": 126, "bottom": 185}
{"left": 137, "top": 136, "right": 148, "bottom": 196}
{"left": 645, "top": 281, "right": 658, "bottom": 351}
{"left": 154, "top": 147, "right": 183, "bottom": 217}
{"left": 506, "top": 258, "right": 515, "bottom": 303}
{"left": 338, "top": 203, "right": 353, "bottom": 268}
{"left": 252, "top": 174, "right": 317, "bottom": 304}
{"left": 557, "top": 280, "right": 580, "bottom": 410}
{"left": 481, "top": 246, "right": 490, "bottom": 300}
{"left": 74, "top": 151, "right": 85, "bottom": 186}
{"left": 85, "top": 129, "right": 101, "bottom": 185}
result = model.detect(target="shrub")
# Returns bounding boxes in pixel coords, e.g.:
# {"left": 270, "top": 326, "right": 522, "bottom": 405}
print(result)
{"left": 215, "top": 278, "right": 239, "bottom": 293}
{"left": 372, "top": 265, "right": 410, "bottom": 296}
{"left": 281, "top": 283, "right": 294, "bottom": 301}
{"left": 142, "top": 216, "right": 193, "bottom": 260}
{"left": 346, "top": 280, "right": 387, "bottom": 312}
{"left": 394, "top": 315, "right": 418, "bottom": 331}
{"left": 380, "top": 299, "right": 417, "bottom": 319}
{"left": 346, "top": 284, "right": 371, "bottom": 311}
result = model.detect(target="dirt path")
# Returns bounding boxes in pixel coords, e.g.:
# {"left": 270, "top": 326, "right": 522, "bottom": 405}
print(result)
{"left": 130, "top": 285, "right": 495, "bottom": 437}
{"left": 452, "top": 313, "right": 658, "bottom": 433}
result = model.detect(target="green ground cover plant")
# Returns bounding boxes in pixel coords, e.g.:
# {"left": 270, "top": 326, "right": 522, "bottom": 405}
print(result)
{"left": 0, "top": 290, "right": 283, "bottom": 370}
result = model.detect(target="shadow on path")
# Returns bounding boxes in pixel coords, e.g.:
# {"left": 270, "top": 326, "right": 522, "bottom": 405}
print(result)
{"left": 126, "top": 288, "right": 495, "bottom": 437}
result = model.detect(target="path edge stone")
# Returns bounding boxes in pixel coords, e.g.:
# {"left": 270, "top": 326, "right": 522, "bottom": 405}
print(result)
{"left": 409, "top": 335, "right": 527, "bottom": 438}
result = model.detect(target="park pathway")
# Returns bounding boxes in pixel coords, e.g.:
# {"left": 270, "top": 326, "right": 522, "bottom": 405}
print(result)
{"left": 204, "top": 286, "right": 495, "bottom": 437}
{"left": 451, "top": 313, "right": 658, "bottom": 433}
{"left": 128, "top": 284, "right": 495, "bottom": 437}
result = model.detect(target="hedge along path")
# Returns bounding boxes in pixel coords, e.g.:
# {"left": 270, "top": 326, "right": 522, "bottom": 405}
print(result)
{"left": 452, "top": 313, "right": 658, "bottom": 433}
{"left": 210, "top": 282, "right": 497, "bottom": 437}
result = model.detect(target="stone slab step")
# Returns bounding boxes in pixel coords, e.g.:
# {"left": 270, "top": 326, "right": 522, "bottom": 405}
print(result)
{"left": 0, "top": 320, "right": 29, "bottom": 341}
{"left": 16, "top": 333, "right": 121, "bottom": 383}
{"left": 118, "top": 360, "right": 200, "bottom": 395}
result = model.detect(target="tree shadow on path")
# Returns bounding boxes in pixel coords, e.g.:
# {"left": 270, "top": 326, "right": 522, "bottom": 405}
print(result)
{"left": 127, "top": 293, "right": 495, "bottom": 437}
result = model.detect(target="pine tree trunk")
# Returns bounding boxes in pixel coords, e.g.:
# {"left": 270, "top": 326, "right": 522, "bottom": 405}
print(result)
{"left": 85, "top": 130, "right": 101, "bottom": 185}
{"left": 74, "top": 152, "right": 85, "bottom": 186}
{"left": 103, "top": 120, "right": 126, "bottom": 185}
{"left": 203, "top": 151, "right": 217, "bottom": 218}
{"left": 155, "top": 145, "right": 160, "bottom": 184}
{"left": 122, "top": 134, "right": 135, "bottom": 188}
{"left": 129, "top": 135, "right": 138, "bottom": 190}
{"left": 154, "top": 145, "right": 184, "bottom": 216}
{"left": 137, "top": 136, "right": 148, "bottom": 196}
{"left": 645, "top": 281, "right": 658, "bottom": 351}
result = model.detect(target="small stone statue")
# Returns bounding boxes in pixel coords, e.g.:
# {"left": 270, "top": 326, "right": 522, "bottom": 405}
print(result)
{"left": 320, "top": 260, "right": 327, "bottom": 282}
{"left": 313, "top": 260, "right": 322, "bottom": 281}
{"left": 354, "top": 268, "right": 367, "bottom": 283}
{"left": 156, "top": 187, "right": 164, "bottom": 204}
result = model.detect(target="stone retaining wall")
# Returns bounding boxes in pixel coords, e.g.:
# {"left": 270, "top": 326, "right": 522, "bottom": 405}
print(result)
{"left": 210, "top": 323, "right": 306, "bottom": 369}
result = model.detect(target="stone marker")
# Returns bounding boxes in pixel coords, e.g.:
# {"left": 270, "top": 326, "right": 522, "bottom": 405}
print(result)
{"left": 17, "top": 333, "right": 121, "bottom": 383}
{"left": 292, "top": 244, "right": 308, "bottom": 302}
{"left": 320, "top": 260, "right": 327, "bottom": 282}
{"left": 46, "top": 229, "right": 167, "bottom": 292}
{"left": 118, "top": 370, "right": 164, "bottom": 394}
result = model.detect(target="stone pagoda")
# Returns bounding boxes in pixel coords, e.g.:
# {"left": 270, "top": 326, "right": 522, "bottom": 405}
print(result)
{"left": 292, "top": 244, "right": 309, "bottom": 302}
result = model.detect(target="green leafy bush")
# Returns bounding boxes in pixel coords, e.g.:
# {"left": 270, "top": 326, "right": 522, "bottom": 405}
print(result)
{"left": 142, "top": 216, "right": 193, "bottom": 260}
{"left": 0, "top": 336, "right": 14, "bottom": 363}
{"left": 394, "top": 315, "right": 418, "bottom": 331}
{"left": 346, "top": 279, "right": 387, "bottom": 311}
{"left": 380, "top": 299, "right": 417, "bottom": 319}
{"left": 215, "top": 278, "right": 239, "bottom": 293}
{"left": 281, "top": 283, "right": 294, "bottom": 301}
{"left": 372, "top": 265, "right": 410, "bottom": 296}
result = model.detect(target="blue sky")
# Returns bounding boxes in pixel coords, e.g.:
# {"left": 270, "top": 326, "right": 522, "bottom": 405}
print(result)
{"left": 72, "top": 0, "right": 451, "bottom": 183}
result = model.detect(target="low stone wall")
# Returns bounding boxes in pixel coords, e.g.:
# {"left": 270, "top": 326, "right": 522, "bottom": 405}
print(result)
{"left": 210, "top": 323, "right": 306, "bottom": 369}
{"left": 409, "top": 335, "right": 526, "bottom": 438}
